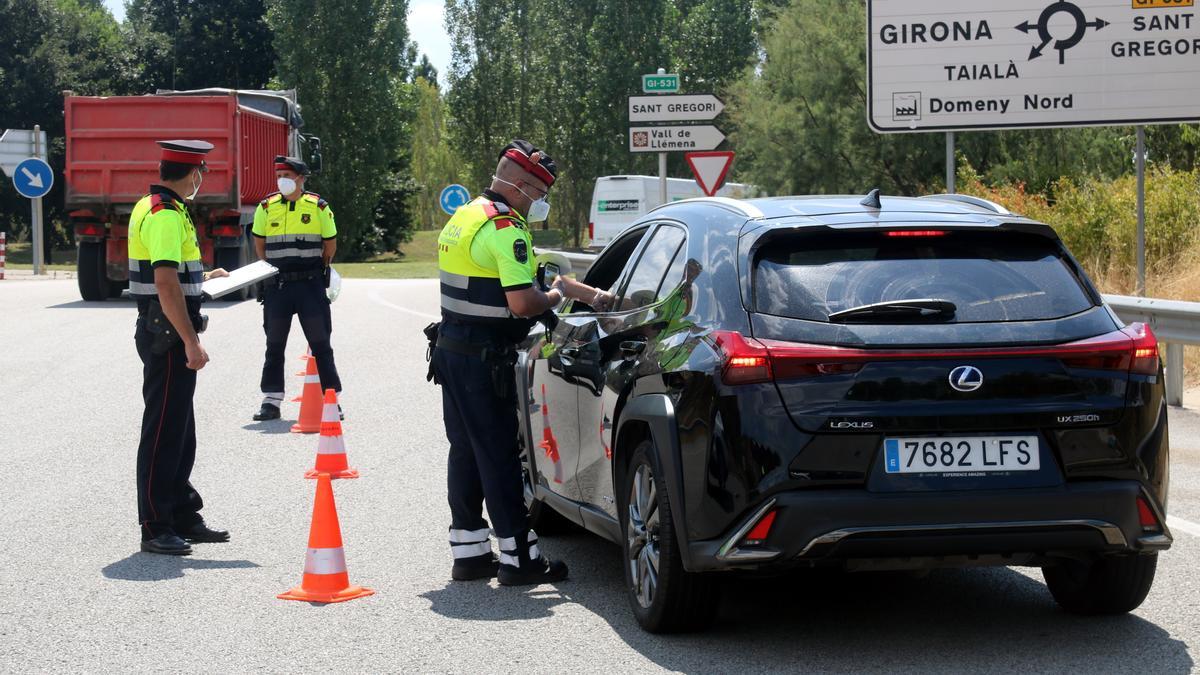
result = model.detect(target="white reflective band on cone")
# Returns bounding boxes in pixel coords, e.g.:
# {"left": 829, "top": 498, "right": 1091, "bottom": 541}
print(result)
{"left": 451, "top": 541, "right": 492, "bottom": 558}
{"left": 448, "top": 528, "right": 490, "bottom": 544}
{"left": 321, "top": 403, "right": 339, "bottom": 423}
{"left": 304, "top": 546, "right": 348, "bottom": 575}
{"left": 317, "top": 434, "right": 345, "bottom": 455}
{"left": 304, "top": 375, "right": 321, "bottom": 384}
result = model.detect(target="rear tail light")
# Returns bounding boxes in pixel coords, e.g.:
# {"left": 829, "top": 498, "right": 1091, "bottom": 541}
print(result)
{"left": 713, "top": 323, "right": 1160, "bottom": 386}
{"left": 588, "top": 222, "right": 594, "bottom": 242}
{"left": 210, "top": 223, "right": 242, "bottom": 238}
{"left": 742, "top": 509, "right": 777, "bottom": 546}
{"left": 885, "top": 229, "right": 946, "bottom": 237}
{"left": 74, "top": 222, "right": 105, "bottom": 238}
{"left": 1136, "top": 496, "right": 1161, "bottom": 532}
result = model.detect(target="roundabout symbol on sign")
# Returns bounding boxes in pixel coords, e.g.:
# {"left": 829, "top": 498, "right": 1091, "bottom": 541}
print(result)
{"left": 1016, "top": 1, "right": 1109, "bottom": 64}
{"left": 439, "top": 184, "right": 470, "bottom": 215}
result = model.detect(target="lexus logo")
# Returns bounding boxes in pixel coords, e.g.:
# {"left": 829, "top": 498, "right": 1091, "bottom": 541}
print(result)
{"left": 948, "top": 365, "right": 984, "bottom": 392}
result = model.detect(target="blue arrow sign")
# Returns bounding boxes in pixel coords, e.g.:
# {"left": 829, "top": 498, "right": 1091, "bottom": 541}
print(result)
{"left": 13, "top": 157, "right": 53, "bottom": 199}
{"left": 439, "top": 184, "right": 470, "bottom": 215}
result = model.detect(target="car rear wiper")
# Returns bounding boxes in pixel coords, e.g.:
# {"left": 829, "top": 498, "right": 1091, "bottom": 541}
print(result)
{"left": 827, "top": 299, "right": 957, "bottom": 323}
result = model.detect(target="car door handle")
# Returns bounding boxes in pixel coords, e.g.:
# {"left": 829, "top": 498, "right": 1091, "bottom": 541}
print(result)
{"left": 619, "top": 340, "right": 646, "bottom": 358}
{"left": 561, "top": 347, "right": 581, "bottom": 359}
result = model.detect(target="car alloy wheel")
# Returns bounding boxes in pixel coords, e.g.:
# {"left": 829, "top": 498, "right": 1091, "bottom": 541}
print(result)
{"left": 627, "top": 461, "right": 661, "bottom": 609}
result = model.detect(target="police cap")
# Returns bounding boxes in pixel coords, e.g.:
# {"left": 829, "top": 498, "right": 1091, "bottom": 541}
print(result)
{"left": 158, "top": 140, "right": 213, "bottom": 168}
{"left": 499, "top": 140, "right": 556, "bottom": 188}
{"left": 274, "top": 155, "right": 310, "bottom": 176}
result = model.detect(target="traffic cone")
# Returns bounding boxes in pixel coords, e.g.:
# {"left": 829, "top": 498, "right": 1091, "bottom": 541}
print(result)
{"left": 291, "top": 358, "right": 323, "bottom": 433}
{"left": 538, "top": 384, "right": 563, "bottom": 484}
{"left": 277, "top": 472, "right": 374, "bottom": 604}
{"left": 305, "top": 389, "right": 358, "bottom": 479}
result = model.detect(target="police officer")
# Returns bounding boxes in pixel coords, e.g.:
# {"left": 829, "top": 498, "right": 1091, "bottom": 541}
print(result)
{"left": 433, "top": 140, "right": 612, "bottom": 585}
{"left": 251, "top": 156, "right": 342, "bottom": 421}
{"left": 128, "top": 140, "right": 230, "bottom": 555}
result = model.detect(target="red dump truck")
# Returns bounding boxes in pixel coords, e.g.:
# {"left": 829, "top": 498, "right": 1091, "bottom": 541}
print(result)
{"left": 65, "top": 89, "right": 321, "bottom": 300}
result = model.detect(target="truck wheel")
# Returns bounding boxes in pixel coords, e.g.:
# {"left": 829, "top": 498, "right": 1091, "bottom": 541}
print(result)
{"left": 215, "top": 246, "right": 248, "bottom": 301}
{"left": 77, "top": 241, "right": 108, "bottom": 301}
{"left": 621, "top": 439, "right": 719, "bottom": 633}
{"left": 1043, "top": 553, "right": 1157, "bottom": 614}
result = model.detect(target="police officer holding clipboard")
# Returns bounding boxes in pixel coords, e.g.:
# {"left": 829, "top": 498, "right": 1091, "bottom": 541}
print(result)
{"left": 128, "top": 140, "right": 230, "bottom": 555}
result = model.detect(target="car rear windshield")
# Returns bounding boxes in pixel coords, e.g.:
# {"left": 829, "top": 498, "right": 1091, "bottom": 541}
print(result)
{"left": 753, "top": 230, "right": 1095, "bottom": 323}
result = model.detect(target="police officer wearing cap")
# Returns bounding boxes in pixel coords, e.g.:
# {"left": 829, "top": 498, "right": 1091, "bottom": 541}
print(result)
{"left": 251, "top": 156, "right": 342, "bottom": 421}
{"left": 128, "top": 140, "right": 231, "bottom": 555}
{"left": 433, "top": 140, "right": 613, "bottom": 585}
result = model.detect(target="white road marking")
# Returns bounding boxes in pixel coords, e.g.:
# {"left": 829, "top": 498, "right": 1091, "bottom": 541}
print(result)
{"left": 1167, "top": 515, "right": 1200, "bottom": 538}
{"left": 367, "top": 288, "right": 439, "bottom": 320}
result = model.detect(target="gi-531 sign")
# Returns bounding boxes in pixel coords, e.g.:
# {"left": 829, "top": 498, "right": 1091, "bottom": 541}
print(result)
{"left": 867, "top": 0, "right": 1200, "bottom": 132}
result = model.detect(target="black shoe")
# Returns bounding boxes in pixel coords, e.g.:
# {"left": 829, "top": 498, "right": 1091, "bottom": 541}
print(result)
{"left": 179, "top": 521, "right": 230, "bottom": 543}
{"left": 253, "top": 403, "right": 281, "bottom": 421}
{"left": 498, "top": 557, "right": 568, "bottom": 586}
{"left": 452, "top": 554, "right": 500, "bottom": 581}
{"left": 140, "top": 533, "right": 192, "bottom": 556}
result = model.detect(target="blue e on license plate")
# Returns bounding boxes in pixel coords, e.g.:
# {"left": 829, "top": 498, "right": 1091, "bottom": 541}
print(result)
{"left": 884, "top": 436, "right": 1040, "bottom": 474}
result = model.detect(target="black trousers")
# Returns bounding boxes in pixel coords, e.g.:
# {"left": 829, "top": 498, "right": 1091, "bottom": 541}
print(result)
{"left": 136, "top": 322, "right": 204, "bottom": 539}
{"left": 260, "top": 277, "right": 341, "bottom": 394}
{"left": 433, "top": 322, "right": 528, "bottom": 541}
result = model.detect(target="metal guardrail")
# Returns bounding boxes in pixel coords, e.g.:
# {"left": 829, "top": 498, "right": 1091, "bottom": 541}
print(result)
{"left": 1103, "top": 294, "right": 1200, "bottom": 407}
{"left": 539, "top": 250, "right": 1195, "bottom": 406}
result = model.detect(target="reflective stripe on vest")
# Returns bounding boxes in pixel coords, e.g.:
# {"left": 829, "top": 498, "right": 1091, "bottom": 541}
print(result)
{"left": 264, "top": 233, "right": 323, "bottom": 265}
{"left": 128, "top": 258, "right": 204, "bottom": 299}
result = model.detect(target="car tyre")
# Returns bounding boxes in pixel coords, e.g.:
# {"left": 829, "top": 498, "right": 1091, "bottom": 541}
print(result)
{"left": 1043, "top": 553, "right": 1157, "bottom": 614}
{"left": 621, "top": 439, "right": 719, "bottom": 633}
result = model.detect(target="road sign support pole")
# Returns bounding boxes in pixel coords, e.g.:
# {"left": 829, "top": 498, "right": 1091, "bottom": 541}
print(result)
{"left": 658, "top": 152, "right": 667, "bottom": 206}
{"left": 1135, "top": 125, "right": 1146, "bottom": 297}
{"left": 32, "top": 124, "right": 44, "bottom": 276}
{"left": 946, "top": 132, "right": 956, "bottom": 194}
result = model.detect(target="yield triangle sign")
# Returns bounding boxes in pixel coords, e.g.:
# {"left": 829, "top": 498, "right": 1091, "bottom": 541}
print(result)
{"left": 685, "top": 151, "right": 735, "bottom": 197}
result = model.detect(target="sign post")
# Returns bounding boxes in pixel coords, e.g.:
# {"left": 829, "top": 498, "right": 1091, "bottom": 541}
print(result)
{"left": 866, "top": 0, "right": 1200, "bottom": 295}
{"left": 2, "top": 125, "right": 51, "bottom": 275}
{"left": 630, "top": 73, "right": 728, "bottom": 207}
{"left": 1136, "top": 126, "right": 1147, "bottom": 296}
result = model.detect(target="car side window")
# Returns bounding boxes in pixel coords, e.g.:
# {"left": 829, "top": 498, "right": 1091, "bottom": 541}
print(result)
{"left": 571, "top": 225, "right": 650, "bottom": 314}
{"left": 617, "top": 225, "right": 686, "bottom": 310}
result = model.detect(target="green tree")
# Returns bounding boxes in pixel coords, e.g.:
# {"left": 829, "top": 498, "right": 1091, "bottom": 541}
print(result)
{"left": 269, "top": 0, "right": 413, "bottom": 258}
{"left": 409, "top": 77, "right": 464, "bottom": 229}
{"left": 123, "top": 0, "right": 277, "bottom": 92}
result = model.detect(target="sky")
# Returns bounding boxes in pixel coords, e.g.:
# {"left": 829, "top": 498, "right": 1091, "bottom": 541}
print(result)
{"left": 101, "top": 0, "right": 452, "bottom": 84}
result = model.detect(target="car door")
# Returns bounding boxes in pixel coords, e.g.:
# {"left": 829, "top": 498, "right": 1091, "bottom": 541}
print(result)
{"left": 525, "top": 225, "right": 653, "bottom": 502}
{"left": 572, "top": 223, "right": 689, "bottom": 519}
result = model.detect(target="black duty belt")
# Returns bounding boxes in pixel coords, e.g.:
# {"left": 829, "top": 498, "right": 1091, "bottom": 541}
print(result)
{"left": 436, "top": 334, "right": 515, "bottom": 361}
{"left": 276, "top": 269, "right": 322, "bottom": 282}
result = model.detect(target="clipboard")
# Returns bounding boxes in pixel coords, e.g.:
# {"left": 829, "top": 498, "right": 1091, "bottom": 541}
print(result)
{"left": 201, "top": 260, "right": 279, "bottom": 300}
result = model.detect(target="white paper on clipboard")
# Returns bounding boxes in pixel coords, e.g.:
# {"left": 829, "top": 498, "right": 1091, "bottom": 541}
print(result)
{"left": 201, "top": 260, "right": 279, "bottom": 300}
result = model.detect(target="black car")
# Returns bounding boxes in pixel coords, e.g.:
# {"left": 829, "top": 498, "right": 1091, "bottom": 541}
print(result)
{"left": 517, "top": 192, "right": 1172, "bottom": 633}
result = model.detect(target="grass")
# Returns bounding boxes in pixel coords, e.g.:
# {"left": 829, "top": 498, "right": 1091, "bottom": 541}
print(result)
{"left": 335, "top": 230, "right": 440, "bottom": 279}
{"left": 2, "top": 242, "right": 76, "bottom": 271}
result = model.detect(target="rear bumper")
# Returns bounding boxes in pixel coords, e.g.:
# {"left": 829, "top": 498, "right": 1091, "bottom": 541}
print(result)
{"left": 686, "top": 480, "right": 1171, "bottom": 572}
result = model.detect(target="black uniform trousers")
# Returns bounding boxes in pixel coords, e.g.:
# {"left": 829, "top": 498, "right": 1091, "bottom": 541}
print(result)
{"left": 433, "top": 321, "right": 529, "bottom": 544}
{"left": 135, "top": 320, "right": 205, "bottom": 539}
{"left": 260, "top": 276, "right": 341, "bottom": 394}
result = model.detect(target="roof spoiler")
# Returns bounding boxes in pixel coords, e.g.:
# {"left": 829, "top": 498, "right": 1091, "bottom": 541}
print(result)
{"left": 920, "top": 193, "right": 1011, "bottom": 215}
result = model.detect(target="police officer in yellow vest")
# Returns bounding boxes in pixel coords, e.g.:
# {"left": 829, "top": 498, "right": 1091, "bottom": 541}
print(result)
{"left": 251, "top": 156, "right": 341, "bottom": 421}
{"left": 128, "top": 140, "right": 231, "bottom": 555}
{"left": 433, "top": 140, "right": 612, "bottom": 585}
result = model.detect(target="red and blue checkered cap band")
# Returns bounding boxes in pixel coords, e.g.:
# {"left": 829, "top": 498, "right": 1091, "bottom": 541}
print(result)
{"left": 503, "top": 149, "right": 555, "bottom": 187}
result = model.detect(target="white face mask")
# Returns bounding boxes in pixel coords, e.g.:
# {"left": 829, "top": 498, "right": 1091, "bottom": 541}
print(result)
{"left": 493, "top": 175, "right": 550, "bottom": 222}
{"left": 187, "top": 171, "right": 203, "bottom": 201}
{"left": 277, "top": 177, "right": 298, "bottom": 195}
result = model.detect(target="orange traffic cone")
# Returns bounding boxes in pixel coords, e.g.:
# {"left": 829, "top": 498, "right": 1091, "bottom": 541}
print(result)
{"left": 305, "top": 389, "right": 358, "bottom": 479}
{"left": 538, "top": 384, "right": 563, "bottom": 484}
{"left": 277, "top": 472, "right": 374, "bottom": 604}
{"left": 291, "top": 358, "right": 323, "bottom": 433}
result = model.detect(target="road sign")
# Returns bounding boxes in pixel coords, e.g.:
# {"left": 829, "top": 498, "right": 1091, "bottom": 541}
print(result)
{"left": 439, "top": 184, "right": 470, "bottom": 215}
{"left": 629, "top": 125, "right": 725, "bottom": 153}
{"left": 867, "top": 0, "right": 1200, "bottom": 132}
{"left": 685, "top": 152, "right": 736, "bottom": 197}
{"left": 642, "top": 73, "right": 680, "bottom": 94}
{"left": 628, "top": 94, "right": 725, "bottom": 123}
{"left": 0, "top": 129, "right": 48, "bottom": 177}
{"left": 13, "top": 158, "right": 53, "bottom": 199}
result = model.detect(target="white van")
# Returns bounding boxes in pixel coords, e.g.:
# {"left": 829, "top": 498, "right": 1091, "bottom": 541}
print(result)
{"left": 587, "top": 175, "right": 756, "bottom": 249}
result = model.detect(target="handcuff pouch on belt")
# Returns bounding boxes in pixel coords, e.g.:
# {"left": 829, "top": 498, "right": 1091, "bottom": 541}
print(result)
{"left": 146, "top": 300, "right": 207, "bottom": 355}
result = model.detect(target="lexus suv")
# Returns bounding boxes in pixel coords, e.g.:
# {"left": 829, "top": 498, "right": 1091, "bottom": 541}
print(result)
{"left": 517, "top": 192, "right": 1171, "bottom": 633}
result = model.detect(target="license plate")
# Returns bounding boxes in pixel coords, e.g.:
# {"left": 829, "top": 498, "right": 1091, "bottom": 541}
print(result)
{"left": 883, "top": 436, "right": 1040, "bottom": 474}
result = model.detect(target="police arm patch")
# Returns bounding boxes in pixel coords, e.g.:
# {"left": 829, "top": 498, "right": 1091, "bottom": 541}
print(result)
{"left": 513, "top": 239, "right": 528, "bottom": 264}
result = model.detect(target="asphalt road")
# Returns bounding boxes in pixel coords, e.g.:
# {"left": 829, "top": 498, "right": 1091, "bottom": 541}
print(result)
{"left": 1, "top": 278, "right": 1198, "bottom": 673}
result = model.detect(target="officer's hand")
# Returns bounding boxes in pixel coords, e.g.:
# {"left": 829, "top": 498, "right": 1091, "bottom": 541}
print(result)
{"left": 204, "top": 268, "right": 230, "bottom": 281}
{"left": 185, "top": 341, "right": 210, "bottom": 370}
